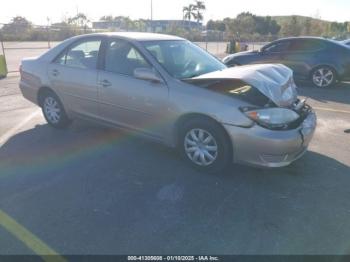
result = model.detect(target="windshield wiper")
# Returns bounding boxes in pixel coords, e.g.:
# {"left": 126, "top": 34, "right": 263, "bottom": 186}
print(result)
{"left": 182, "top": 73, "right": 203, "bottom": 80}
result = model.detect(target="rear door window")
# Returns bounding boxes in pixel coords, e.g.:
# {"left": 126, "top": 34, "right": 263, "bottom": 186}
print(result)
{"left": 289, "top": 39, "right": 326, "bottom": 52}
{"left": 55, "top": 39, "right": 102, "bottom": 69}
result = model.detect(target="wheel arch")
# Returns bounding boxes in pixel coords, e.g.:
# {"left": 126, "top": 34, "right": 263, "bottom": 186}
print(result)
{"left": 173, "top": 113, "right": 233, "bottom": 153}
{"left": 37, "top": 86, "right": 72, "bottom": 128}
{"left": 310, "top": 64, "right": 339, "bottom": 80}
{"left": 37, "top": 86, "right": 57, "bottom": 106}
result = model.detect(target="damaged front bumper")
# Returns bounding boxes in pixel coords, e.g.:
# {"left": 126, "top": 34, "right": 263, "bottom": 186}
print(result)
{"left": 224, "top": 111, "right": 317, "bottom": 168}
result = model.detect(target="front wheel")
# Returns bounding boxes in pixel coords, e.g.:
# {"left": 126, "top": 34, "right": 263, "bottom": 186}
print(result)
{"left": 311, "top": 66, "right": 337, "bottom": 88}
{"left": 41, "top": 91, "right": 71, "bottom": 129}
{"left": 179, "top": 118, "right": 232, "bottom": 173}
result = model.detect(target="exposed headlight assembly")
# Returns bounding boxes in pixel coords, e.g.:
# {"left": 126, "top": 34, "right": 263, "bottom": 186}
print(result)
{"left": 243, "top": 107, "right": 300, "bottom": 129}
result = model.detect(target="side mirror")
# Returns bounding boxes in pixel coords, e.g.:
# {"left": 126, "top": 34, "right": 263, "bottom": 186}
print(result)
{"left": 134, "top": 68, "right": 163, "bottom": 83}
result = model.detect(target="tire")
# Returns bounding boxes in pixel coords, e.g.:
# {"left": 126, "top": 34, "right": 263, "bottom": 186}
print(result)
{"left": 179, "top": 117, "right": 232, "bottom": 173}
{"left": 40, "top": 90, "right": 71, "bottom": 129}
{"left": 311, "top": 66, "right": 337, "bottom": 88}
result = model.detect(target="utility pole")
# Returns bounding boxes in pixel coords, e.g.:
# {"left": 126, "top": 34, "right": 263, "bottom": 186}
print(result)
{"left": 46, "top": 17, "right": 51, "bottom": 49}
{"left": 151, "top": 0, "right": 153, "bottom": 21}
{"left": 150, "top": 0, "right": 153, "bottom": 32}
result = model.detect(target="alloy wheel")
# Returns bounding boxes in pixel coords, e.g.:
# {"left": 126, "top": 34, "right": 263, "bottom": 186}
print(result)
{"left": 312, "top": 67, "right": 334, "bottom": 88}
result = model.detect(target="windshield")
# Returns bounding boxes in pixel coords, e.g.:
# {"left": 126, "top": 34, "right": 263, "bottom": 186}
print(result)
{"left": 141, "top": 40, "right": 227, "bottom": 79}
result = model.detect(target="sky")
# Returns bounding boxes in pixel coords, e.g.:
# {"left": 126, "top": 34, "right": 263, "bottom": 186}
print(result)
{"left": 1, "top": 0, "right": 350, "bottom": 25}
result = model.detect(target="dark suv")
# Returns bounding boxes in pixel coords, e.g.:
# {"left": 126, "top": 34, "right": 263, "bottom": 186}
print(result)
{"left": 223, "top": 37, "right": 350, "bottom": 88}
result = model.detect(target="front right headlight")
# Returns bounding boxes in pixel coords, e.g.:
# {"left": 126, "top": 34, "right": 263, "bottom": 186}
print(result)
{"left": 243, "top": 107, "right": 300, "bottom": 129}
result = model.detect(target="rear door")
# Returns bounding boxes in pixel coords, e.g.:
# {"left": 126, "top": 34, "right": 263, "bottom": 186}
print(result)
{"left": 281, "top": 39, "right": 326, "bottom": 79}
{"left": 48, "top": 37, "right": 103, "bottom": 119}
{"left": 97, "top": 38, "right": 168, "bottom": 138}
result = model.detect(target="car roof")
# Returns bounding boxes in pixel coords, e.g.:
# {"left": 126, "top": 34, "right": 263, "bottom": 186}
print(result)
{"left": 276, "top": 36, "right": 326, "bottom": 41}
{"left": 75, "top": 32, "right": 185, "bottom": 41}
{"left": 269, "top": 36, "right": 346, "bottom": 47}
{"left": 38, "top": 32, "right": 185, "bottom": 62}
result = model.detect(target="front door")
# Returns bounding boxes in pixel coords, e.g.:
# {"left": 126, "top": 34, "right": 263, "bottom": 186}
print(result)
{"left": 280, "top": 39, "right": 325, "bottom": 79}
{"left": 258, "top": 40, "right": 291, "bottom": 65}
{"left": 97, "top": 39, "right": 168, "bottom": 138}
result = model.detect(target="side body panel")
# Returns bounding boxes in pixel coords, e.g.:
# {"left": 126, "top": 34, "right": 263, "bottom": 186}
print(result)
{"left": 97, "top": 70, "right": 169, "bottom": 139}
{"left": 47, "top": 64, "right": 99, "bottom": 118}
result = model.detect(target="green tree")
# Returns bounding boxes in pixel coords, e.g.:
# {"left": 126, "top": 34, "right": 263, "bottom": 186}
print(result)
{"left": 134, "top": 19, "right": 147, "bottom": 32}
{"left": 1, "top": 16, "right": 33, "bottom": 40}
{"left": 68, "top": 13, "right": 90, "bottom": 28}
{"left": 50, "top": 22, "right": 76, "bottom": 40}
{"left": 310, "top": 19, "right": 324, "bottom": 36}
{"left": 206, "top": 20, "right": 226, "bottom": 31}
{"left": 231, "top": 12, "right": 256, "bottom": 37}
{"left": 303, "top": 17, "right": 312, "bottom": 35}
{"left": 193, "top": 0, "right": 206, "bottom": 27}
{"left": 327, "top": 21, "right": 348, "bottom": 38}
{"left": 183, "top": 4, "right": 196, "bottom": 30}
{"left": 97, "top": 16, "right": 138, "bottom": 31}
{"left": 222, "top": 13, "right": 281, "bottom": 40}
{"left": 99, "top": 15, "right": 114, "bottom": 22}
{"left": 265, "top": 17, "right": 280, "bottom": 35}
{"left": 280, "top": 16, "right": 301, "bottom": 36}
{"left": 183, "top": 5, "right": 196, "bottom": 21}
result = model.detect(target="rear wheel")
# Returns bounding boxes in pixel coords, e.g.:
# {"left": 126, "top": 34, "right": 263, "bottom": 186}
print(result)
{"left": 40, "top": 90, "right": 71, "bottom": 129}
{"left": 179, "top": 118, "right": 232, "bottom": 173}
{"left": 311, "top": 66, "right": 336, "bottom": 88}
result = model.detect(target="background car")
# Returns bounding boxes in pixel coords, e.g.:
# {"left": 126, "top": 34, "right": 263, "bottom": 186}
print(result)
{"left": 341, "top": 39, "right": 350, "bottom": 46}
{"left": 20, "top": 33, "right": 316, "bottom": 172}
{"left": 223, "top": 37, "right": 350, "bottom": 88}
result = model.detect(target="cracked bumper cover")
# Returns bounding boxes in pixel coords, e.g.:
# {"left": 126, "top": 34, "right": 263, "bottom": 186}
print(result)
{"left": 224, "top": 111, "right": 317, "bottom": 167}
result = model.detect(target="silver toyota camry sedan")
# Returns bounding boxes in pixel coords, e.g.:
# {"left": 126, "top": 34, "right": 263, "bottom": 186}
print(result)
{"left": 19, "top": 32, "right": 316, "bottom": 172}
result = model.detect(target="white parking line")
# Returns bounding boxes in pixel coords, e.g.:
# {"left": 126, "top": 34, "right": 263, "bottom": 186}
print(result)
{"left": 313, "top": 106, "right": 350, "bottom": 114}
{"left": 0, "top": 109, "right": 40, "bottom": 147}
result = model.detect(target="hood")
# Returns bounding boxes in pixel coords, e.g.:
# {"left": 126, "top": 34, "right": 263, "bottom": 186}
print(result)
{"left": 232, "top": 50, "right": 259, "bottom": 57}
{"left": 193, "top": 64, "right": 298, "bottom": 107}
{"left": 223, "top": 50, "right": 258, "bottom": 62}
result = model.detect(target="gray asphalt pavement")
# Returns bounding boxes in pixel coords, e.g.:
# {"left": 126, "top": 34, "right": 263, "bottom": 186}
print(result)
{"left": 0, "top": 75, "right": 350, "bottom": 256}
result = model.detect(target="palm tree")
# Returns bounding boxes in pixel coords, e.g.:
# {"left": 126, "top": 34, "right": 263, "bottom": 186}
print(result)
{"left": 193, "top": 0, "right": 206, "bottom": 28}
{"left": 68, "top": 13, "right": 89, "bottom": 28}
{"left": 183, "top": 4, "right": 196, "bottom": 29}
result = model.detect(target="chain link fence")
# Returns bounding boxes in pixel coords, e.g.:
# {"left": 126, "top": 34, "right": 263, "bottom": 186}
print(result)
{"left": 0, "top": 22, "right": 269, "bottom": 74}
{"left": 1, "top": 40, "right": 268, "bottom": 74}
{"left": 0, "top": 22, "right": 99, "bottom": 74}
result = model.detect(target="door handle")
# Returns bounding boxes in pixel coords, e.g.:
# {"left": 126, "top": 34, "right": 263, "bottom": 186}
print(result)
{"left": 99, "top": 79, "right": 111, "bottom": 87}
{"left": 51, "top": 69, "right": 59, "bottom": 77}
